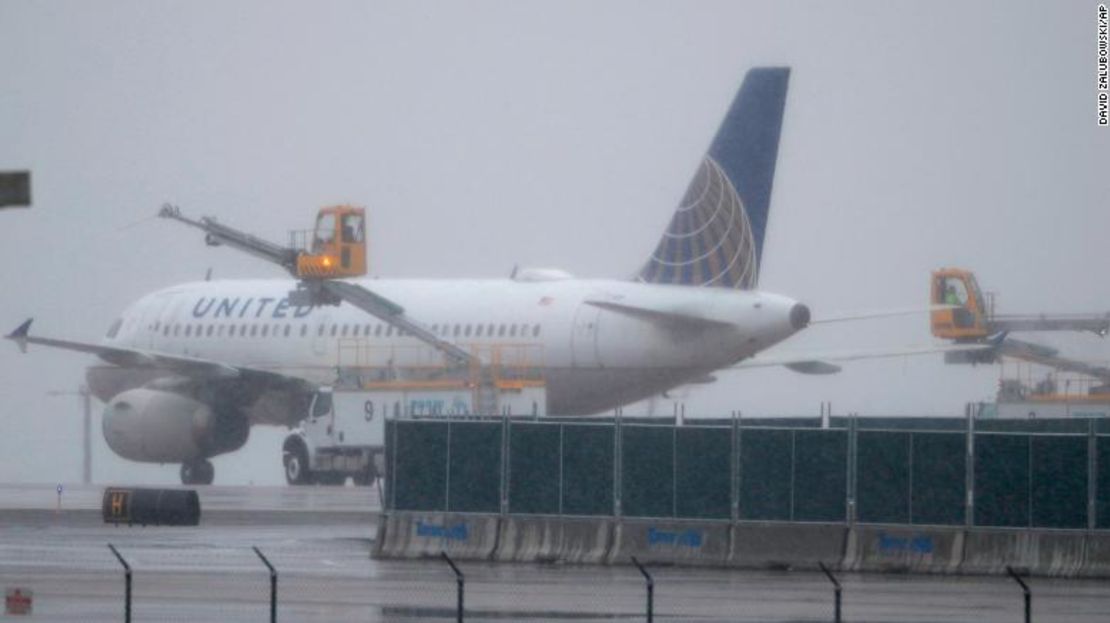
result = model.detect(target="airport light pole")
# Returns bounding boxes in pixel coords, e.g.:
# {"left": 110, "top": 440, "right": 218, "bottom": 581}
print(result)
{"left": 46, "top": 385, "right": 92, "bottom": 485}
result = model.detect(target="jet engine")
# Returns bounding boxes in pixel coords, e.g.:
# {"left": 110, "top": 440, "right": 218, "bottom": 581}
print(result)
{"left": 102, "top": 388, "right": 249, "bottom": 463}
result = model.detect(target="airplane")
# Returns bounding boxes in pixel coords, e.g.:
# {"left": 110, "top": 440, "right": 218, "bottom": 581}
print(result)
{"left": 6, "top": 67, "right": 966, "bottom": 485}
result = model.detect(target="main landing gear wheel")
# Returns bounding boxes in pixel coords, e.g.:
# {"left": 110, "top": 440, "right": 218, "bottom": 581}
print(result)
{"left": 283, "top": 444, "right": 313, "bottom": 485}
{"left": 180, "top": 459, "right": 214, "bottom": 485}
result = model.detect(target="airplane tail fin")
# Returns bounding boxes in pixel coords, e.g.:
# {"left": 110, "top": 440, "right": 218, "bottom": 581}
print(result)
{"left": 637, "top": 67, "right": 790, "bottom": 290}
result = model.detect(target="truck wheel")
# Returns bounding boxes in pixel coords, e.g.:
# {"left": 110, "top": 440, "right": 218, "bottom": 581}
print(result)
{"left": 283, "top": 444, "right": 313, "bottom": 485}
{"left": 354, "top": 464, "right": 378, "bottom": 486}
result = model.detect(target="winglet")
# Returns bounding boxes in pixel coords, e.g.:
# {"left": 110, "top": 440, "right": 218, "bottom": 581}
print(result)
{"left": 6, "top": 318, "right": 32, "bottom": 353}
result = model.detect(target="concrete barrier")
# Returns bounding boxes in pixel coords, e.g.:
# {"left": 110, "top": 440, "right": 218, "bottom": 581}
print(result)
{"left": 1080, "top": 533, "right": 1110, "bottom": 578}
{"left": 730, "top": 523, "right": 847, "bottom": 571}
{"left": 374, "top": 512, "right": 501, "bottom": 561}
{"left": 960, "top": 530, "right": 1087, "bottom": 577}
{"left": 843, "top": 526, "right": 964, "bottom": 574}
{"left": 607, "top": 519, "right": 731, "bottom": 566}
{"left": 495, "top": 517, "right": 613, "bottom": 564}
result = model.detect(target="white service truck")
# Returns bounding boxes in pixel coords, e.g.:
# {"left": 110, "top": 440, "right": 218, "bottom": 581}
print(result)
{"left": 281, "top": 382, "right": 546, "bottom": 486}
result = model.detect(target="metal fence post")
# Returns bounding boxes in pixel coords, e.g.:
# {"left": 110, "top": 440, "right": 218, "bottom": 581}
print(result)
{"left": 735, "top": 411, "right": 743, "bottom": 522}
{"left": 500, "top": 412, "right": 510, "bottom": 516}
{"left": 253, "top": 546, "right": 277, "bottom": 623}
{"left": 1088, "top": 418, "right": 1097, "bottom": 531}
{"left": 730, "top": 410, "right": 740, "bottom": 523}
{"left": 818, "top": 561, "right": 841, "bottom": 623}
{"left": 107, "top": 544, "right": 131, "bottom": 623}
{"left": 966, "top": 407, "right": 976, "bottom": 528}
{"left": 441, "top": 551, "right": 464, "bottom": 623}
{"left": 1007, "top": 565, "right": 1031, "bottom": 623}
{"left": 846, "top": 415, "right": 857, "bottom": 526}
{"left": 614, "top": 408, "right": 623, "bottom": 517}
{"left": 631, "top": 556, "right": 653, "bottom": 623}
{"left": 445, "top": 418, "right": 453, "bottom": 512}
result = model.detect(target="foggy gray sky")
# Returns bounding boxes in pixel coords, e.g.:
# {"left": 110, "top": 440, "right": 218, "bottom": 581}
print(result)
{"left": 1, "top": 1, "right": 1107, "bottom": 486}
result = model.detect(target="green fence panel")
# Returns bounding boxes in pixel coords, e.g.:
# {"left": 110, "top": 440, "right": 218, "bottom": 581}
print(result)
{"left": 739, "top": 429, "right": 793, "bottom": 520}
{"left": 562, "top": 425, "right": 615, "bottom": 516}
{"left": 393, "top": 420, "right": 449, "bottom": 511}
{"left": 975, "top": 434, "right": 1030, "bottom": 527}
{"left": 507, "top": 423, "right": 561, "bottom": 515}
{"left": 857, "top": 431, "right": 910, "bottom": 524}
{"left": 1097, "top": 437, "right": 1110, "bottom": 528}
{"left": 1030, "top": 435, "right": 1087, "bottom": 529}
{"left": 910, "top": 432, "right": 966, "bottom": 525}
{"left": 793, "top": 430, "right": 848, "bottom": 522}
{"left": 447, "top": 422, "right": 503, "bottom": 513}
{"left": 621, "top": 426, "right": 674, "bottom": 518}
{"left": 675, "top": 426, "right": 732, "bottom": 519}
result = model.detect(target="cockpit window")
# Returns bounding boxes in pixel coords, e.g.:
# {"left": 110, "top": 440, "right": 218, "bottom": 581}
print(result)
{"left": 106, "top": 318, "right": 123, "bottom": 339}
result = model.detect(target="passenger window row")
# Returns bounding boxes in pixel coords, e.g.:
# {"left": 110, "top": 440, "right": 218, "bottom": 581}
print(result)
{"left": 150, "top": 321, "right": 543, "bottom": 340}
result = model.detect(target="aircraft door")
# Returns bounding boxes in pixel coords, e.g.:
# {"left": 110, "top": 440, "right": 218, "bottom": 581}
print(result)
{"left": 571, "top": 304, "right": 600, "bottom": 368}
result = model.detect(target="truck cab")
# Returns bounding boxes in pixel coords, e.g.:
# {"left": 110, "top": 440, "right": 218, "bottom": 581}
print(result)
{"left": 282, "top": 387, "right": 386, "bottom": 486}
{"left": 294, "top": 205, "right": 367, "bottom": 279}
{"left": 281, "top": 377, "right": 548, "bottom": 486}
{"left": 930, "top": 268, "right": 990, "bottom": 341}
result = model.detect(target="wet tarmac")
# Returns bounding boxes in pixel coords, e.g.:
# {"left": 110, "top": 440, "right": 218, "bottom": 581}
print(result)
{"left": 1, "top": 483, "right": 1109, "bottom": 622}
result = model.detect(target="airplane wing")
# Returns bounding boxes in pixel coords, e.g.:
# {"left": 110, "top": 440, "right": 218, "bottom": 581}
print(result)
{"left": 5, "top": 318, "right": 316, "bottom": 392}
{"left": 732, "top": 342, "right": 994, "bottom": 374}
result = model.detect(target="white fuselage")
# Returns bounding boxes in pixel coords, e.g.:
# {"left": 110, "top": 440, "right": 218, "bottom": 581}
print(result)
{"left": 95, "top": 276, "right": 804, "bottom": 416}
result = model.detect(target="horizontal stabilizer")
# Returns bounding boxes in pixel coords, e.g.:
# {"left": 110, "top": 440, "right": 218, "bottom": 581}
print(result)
{"left": 6, "top": 318, "right": 32, "bottom": 353}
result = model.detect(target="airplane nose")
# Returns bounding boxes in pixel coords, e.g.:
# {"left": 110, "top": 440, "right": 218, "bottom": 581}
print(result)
{"left": 790, "top": 303, "right": 811, "bottom": 330}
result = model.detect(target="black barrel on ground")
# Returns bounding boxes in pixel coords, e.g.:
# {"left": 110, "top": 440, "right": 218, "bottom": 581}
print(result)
{"left": 102, "top": 488, "right": 201, "bottom": 526}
